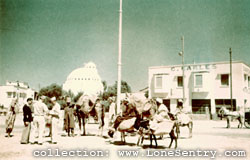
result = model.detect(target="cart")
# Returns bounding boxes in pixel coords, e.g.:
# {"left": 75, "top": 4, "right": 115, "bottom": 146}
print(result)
{"left": 245, "top": 111, "right": 250, "bottom": 128}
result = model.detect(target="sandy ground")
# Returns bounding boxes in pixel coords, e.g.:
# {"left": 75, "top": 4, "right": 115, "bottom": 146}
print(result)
{"left": 0, "top": 113, "right": 250, "bottom": 160}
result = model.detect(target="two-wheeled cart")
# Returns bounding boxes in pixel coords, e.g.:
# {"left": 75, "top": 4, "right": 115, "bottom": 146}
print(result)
{"left": 245, "top": 111, "right": 250, "bottom": 128}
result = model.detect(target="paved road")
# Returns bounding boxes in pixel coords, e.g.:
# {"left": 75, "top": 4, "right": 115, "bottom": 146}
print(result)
{"left": 0, "top": 114, "right": 249, "bottom": 160}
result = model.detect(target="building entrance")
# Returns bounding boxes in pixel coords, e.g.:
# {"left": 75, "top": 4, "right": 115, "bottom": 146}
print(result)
{"left": 192, "top": 99, "right": 211, "bottom": 114}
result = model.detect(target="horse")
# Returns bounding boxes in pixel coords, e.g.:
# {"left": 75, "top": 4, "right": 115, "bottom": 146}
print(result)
{"left": 218, "top": 106, "right": 243, "bottom": 128}
{"left": 76, "top": 95, "right": 104, "bottom": 136}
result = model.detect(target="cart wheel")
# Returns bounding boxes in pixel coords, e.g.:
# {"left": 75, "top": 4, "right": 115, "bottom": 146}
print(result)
{"left": 244, "top": 121, "right": 250, "bottom": 129}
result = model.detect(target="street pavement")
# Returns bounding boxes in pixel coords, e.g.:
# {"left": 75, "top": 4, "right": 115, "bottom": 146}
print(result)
{"left": 0, "top": 113, "right": 249, "bottom": 160}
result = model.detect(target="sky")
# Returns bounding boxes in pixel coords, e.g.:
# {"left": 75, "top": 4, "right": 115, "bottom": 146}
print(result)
{"left": 0, "top": 0, "right": 250, "bottom": 92}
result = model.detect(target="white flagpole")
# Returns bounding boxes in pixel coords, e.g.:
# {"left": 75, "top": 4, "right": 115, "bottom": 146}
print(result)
{"left": 117, "top": 0, "right": 123, "bottom": 114}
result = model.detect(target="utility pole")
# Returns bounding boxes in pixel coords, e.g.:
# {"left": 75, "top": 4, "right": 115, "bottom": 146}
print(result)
{"left": 16, "top": 81, "right": 20, "bottom": 101}
{"left": 229, "top": 48, "right": 233, "bottom": 111}
{"left": 117, "top": 0, "right": 123, "bottom": 114}
{"left": 179, "top": 36, "right": 185, "bottom": 103}
{"left": 182, "top": 36, "right": 185, "bottom": 104}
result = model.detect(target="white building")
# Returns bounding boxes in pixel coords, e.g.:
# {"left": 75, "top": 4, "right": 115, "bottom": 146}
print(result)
{"left": 63, "top": 62, "right": 103, "bottom": 96}
{"left": 148, "top": 61, "right": 250, "bottom": 119}
{"left": 0, "top": 81, "right": 36, "bottom": 111}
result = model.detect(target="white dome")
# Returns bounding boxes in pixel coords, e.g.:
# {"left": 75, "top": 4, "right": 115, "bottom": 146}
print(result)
{"left": 63, "top": 62, "right": 103, "bottom": 96}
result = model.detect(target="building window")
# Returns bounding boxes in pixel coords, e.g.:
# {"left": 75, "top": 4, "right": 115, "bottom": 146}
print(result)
{"left": 155, "top": 76, "right": 162, "bottom": 89}
{"left": 177, "top": 76, "right": 183, "bottom": 87}
{"left": 13, "top": 92, "right": 16, "bottom": 98}
{"left": 195, "top": 75, "right": 203, "bottom": 87}
{"left": 221, "top": 74, "right": 229, "bottom": 86}
{"left": 20, "top": 93, "right": 27, "bottom": 98}
{"left": 7, "top": 92, "right": 12, "bottom": 98}
{"left": 215, "top": 99, "right": 236, "bottom": 111}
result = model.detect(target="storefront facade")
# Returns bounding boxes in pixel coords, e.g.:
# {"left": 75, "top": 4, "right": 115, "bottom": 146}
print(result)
{"left": 148, "top": 61, "right": 250, "bottom": 119}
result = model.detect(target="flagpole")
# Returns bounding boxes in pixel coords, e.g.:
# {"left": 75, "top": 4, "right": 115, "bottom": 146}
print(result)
{"left": 117, "top": 0, "right": 123, "bottom": 114}
{"left": 229, "top": 48, "right": 233, "bottom": 111}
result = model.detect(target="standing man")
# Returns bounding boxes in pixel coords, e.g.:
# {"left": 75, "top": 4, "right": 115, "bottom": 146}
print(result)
{"left": 5, "top": 99, "right": 18, "bottom": 137}
{"left": 95, "top": 98, "right": 104, "bottom": 136}
{"left": 64, "top": 97, "right": 75, "bottom": 137}
{"left": 50, "top": 97, "right": 61, "bottom": 144}
{"left": 108, "top": 97, "right": 116, "bottom": 127}
{"left": 30, "top": 96, "right": 48, "bottom": 145}
{"left": 20, "top": 98, "right": 33, "bottom": 144}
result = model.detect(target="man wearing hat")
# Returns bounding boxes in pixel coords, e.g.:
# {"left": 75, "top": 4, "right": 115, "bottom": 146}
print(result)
{"left": 64, "top": 97, "right": 75, "bottom": 137}
{"left": 155, "top": 98, "right": 169, "bottom": 120}
{"left": 175, "top": 99, "right": 184, "bottom": 114}
{"left": 156, "top": 98, "right": 169, "bottom": 112}
{"left": 30, "top": 96, "right": 48, "bottom": 145}
{"left": 49, "top": 97, "right": 61, "bottom": 144}
{"left": 149, "top": 98, "right": 170, "bottom": 133}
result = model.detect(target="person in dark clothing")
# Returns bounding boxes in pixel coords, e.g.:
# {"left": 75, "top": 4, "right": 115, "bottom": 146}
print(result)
{"left": 113, "top": 99, "right": 139, "bottom": 130}
{"left": 64, "top": 97, "right": 75, "bottom": 137}
{"left": 20, "top": 98, "right": 33, "bottom": 144}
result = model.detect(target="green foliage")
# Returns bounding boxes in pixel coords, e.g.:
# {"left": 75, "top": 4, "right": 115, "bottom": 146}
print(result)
{"left": 63, "top": 90, "right": 75, "bottom": 100}
{"left": 121, "top": 81, "right": 131, "bottom": 93}
{"left": 100, "top": 80, "right": 131, "bottom": 100}
{"left": 58, "top": 99, "right": 67, "bottom": 110}
{"left": 145, "top": 90, "right": 149, "bottom": 98}
{"left": 102, "top": 80, "right": 107, "bottom": 91}
{"left": 43, "top": 96, "right": 53, "bottom": 110}
{"left": 39, "top": 83, "right": 63, "bottom": 99}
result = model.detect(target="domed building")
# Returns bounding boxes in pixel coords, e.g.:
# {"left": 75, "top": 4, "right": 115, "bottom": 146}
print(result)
{"left": 63, "top": 62, "right": 103, "bottom": 96}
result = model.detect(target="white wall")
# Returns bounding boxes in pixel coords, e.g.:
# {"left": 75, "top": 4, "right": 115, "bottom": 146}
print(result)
{"left": 149, "top": 61, "right": 250, "bottom": 113}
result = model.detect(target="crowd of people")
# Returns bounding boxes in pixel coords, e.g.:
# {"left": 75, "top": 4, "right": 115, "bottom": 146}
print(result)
{"left": 4, "top": 95, "right": 185, "bottom": 145}
{"left": 5, "top": 96, "right": 66, "bottom": 145}
{"left": 4, "top": 95, "right": 116, "bottom": 145}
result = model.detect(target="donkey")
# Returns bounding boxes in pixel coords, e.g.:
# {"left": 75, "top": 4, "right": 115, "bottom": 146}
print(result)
{"left": 173, "top": 112, "right": 193, "bottom": 138}
{"left": 137, "top": 99, "right": 179, "bottom": 148}
{"left": 137, "top": 119, "right": 179, "bottom": 149}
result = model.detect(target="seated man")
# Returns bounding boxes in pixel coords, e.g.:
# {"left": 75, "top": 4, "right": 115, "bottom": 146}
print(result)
{"left": 155, "top": 98, "right": 169, "bottom": 121}
{"left": 113, "top": 99, "right": 138, "bottom": 130}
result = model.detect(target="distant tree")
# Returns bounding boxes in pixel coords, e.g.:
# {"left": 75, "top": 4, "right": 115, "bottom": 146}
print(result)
{"left": 38, "top": 83, "right": 63, "bottom": 99}
{"left": 144, "top": 90, "right": 149, "bottom": 98}
{"left": 101, "top": 80, "right": 131, "bottom": 100}
{"left": 73, "top": 92, "right": 84, "bottom": 103}
{"left": 121, "top": 80, "right": 131, "bottom": 93}
{"left": 63, "top": 90, "right": 75, "bottom": 100}
{"left": 43, "top": 96, "right": 53, "bottom": 109}
{"left": 102, "top": 80, "right": 107, "bottom": 92}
